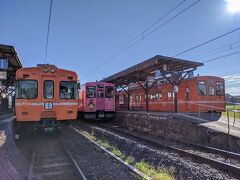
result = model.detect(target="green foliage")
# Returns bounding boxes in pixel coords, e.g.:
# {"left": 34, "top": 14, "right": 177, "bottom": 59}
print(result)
{"left": 135, "top": 161, "right": 175, "bottom": 180}
{"left": 82, "top": 130, "right": 175, "bottom": 180}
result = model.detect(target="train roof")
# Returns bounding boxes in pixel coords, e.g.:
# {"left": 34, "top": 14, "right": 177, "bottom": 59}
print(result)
{"left": 101, "top": 55, "right": 203, "bottom": 87}
{"left": 82, "top": 82, "right": 114, "bottom": 86}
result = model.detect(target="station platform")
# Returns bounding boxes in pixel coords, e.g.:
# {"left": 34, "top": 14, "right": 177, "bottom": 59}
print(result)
{"left": 114, "top": 110, "right": 240, "bottom": 152}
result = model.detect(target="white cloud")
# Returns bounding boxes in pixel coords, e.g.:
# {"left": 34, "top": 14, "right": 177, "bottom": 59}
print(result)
{"left": 222, "top": 74, "right": 240, "bottom": 84}
{"left": 226, "top": 86, "right": 240, "bottom": 96}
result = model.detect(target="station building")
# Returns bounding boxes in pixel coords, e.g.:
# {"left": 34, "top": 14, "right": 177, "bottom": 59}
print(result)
{"left": 0, "top": 44, "right": 22, "bottom": 112}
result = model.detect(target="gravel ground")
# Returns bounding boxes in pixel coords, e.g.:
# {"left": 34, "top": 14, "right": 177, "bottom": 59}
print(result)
{"left": 61, "top": 126, "right": 139, "bottom": 180}
{"left": 72, "top": 120, "right": 236, "bottom": 180}
{"left": 0, "top": 116, "right": 29, "bottom": 180}
{"left": 0, "top": 115, "right": 140, "bottom": 180}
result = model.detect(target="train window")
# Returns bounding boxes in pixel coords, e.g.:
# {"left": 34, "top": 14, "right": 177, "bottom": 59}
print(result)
{"left": 16, "top": 80, "right": 38, "bottom": 99}
{"left": 208, "top": 85, "right": 215, "bottom": 96}
{"left": 86, "top": 86, "right": 96, "bottom": 98}
{"left": 105, "top": 86, "right": 114, "bottom": 98}
{"left": 136, "top": 95, "right": 138, "bottom": 101}
{"left": 198, "top": 81, "right": 206, "bottom": 96}
{"left": 97, "top": 89, "right": 104, "bottom": 98}
{"left": 216, "top": 82, "right": 224, "bottom": 96}
{"left": 44, "top": 80, "right": 54, "bottom": 99}
{"left": 97, "top": 84, "right": 104, "bottom": 88}
{"left": 60, "top": 81, "right": 77, "bottom": 99}
{"left": 185, "top": 87, "right": 190, "bottom": 99}
{"left": 208, "top": 79, "right": 214, "bottom": 84}
{"left": 167, "top": 92, "right": 172, "bottom": 100}
{"left": 156, "top": 92, "right": 162, "bottom": 100}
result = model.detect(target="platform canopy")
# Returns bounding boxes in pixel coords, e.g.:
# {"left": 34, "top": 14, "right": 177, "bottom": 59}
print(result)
{"left": 101, "top": 55, "right": 203, "bottom": 87}
{"left": 0, "top": 44, "right": 23, "bottom": 86}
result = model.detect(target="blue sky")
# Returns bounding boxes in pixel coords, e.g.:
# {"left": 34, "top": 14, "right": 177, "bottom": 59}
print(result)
{"left": 0, "top": 0, "right": 240, "bottom": 95}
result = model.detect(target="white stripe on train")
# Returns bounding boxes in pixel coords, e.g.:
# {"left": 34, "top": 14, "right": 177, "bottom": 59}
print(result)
{"left": 15, "top": 102, "right": 78, "bottom": 106}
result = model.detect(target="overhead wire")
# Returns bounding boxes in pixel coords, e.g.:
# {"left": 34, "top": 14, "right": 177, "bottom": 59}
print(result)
{"left": 44, "top": 0, "right": 53, "bottom": 63}
{"left": 192, "top": 40, "right": 240, "bottom": 60}
{"left": 81, "top": 0, "right": 201, "bottom": 80}
{"left": 111, "top": 0, "right": 201, "bottom": 59}
{"left": 110, "top": 0, "right": 188, "bottom": 58}
{"left": 203, "top": 50, "right": 240, "bottom": 63}
{"left": 173, "top": 27, "right": 240, "bottom": 57}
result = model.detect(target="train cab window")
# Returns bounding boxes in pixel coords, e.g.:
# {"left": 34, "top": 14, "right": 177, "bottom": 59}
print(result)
{"left": 60, "top": 81, "right": 77, "bottom": 99}
{"left": 198, "top": 81, "right": 207, "bottom": 96}
{"left": 16, "top": 80, "right": 38, "bottom": 99}
{"left": 44, "top": 80, "right": 54, "bottom": 99}
{"left": 86, "top": 86, "right": 96, "bottom": 98}
{"left": 97, "top": 89, "right": 104, "bottom": 98}
{"left": 105, "top": 86, "right": 114, "bottom": 98}
{"left": 216, "top": 82, "right": 224, "bottom": 96}
{"left": 208, "top": 85, "right": 215, "bottom": 96}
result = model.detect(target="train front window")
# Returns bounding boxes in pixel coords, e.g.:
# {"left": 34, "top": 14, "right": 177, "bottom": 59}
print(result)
{"left": 98, "top": 89, "right": 104, "bottom": 98}
{"left": 198, "top": 81, "right": 206, "bottom": 96}
{"left": 87, "top": 86, "right": 96, "bottom": 98}
{"left": 60, "top": 81, "right": 77, "bottom": 99}
{"left": 105, "top": 86, "right": 114, "bottom": 98}
{"left": 44, "top": 80, "right": 54, "bottom": 99}
{"left": 216, "top": 82, "right": 224, "bottom": 96}
{"left": 16, "top": 80, "right": 38, "bottom": 99}
{"left": 208, "top": 85, "right": 215, "bottom": 96}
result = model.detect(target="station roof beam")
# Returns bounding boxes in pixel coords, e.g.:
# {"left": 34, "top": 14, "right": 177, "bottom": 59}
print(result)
{"left": 101, "top": 55, "right": 203, "bottom": 112}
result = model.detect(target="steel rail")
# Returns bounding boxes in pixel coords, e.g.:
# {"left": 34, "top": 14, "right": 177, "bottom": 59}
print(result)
{"left": 70, "top": 125, "right": 151, "bottom": 180}
{"left": 60, "top": 139, "right": 87, "bottom": 180}
{"left": 96, "top": 123, "right": 240, "bottom": 177}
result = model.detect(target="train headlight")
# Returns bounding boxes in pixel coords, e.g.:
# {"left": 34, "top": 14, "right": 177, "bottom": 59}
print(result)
{"left": 50, "top": 68, "right": 56, "bottom": 73}
{"left": 43, "top": 67, "right": 48, "bottom": 73}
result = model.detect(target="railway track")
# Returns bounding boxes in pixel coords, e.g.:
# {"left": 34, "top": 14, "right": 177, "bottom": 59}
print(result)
{"left": 95, "top": 123, "right": 240, "bottom": 178}
{"left": 27, "top": 136, "right": 87, "bottom": 180}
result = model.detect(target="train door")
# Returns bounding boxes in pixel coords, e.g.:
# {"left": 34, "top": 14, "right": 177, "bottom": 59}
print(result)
{"left": 185, "top": 87, "right": 190, "bottom": 111}
{"left": 167, "top": 92, "right": 173, "bottom": 111}
{"left": 96, "top": 84, "right": 105, "bottom": 114}
{"left": 42, "top": 77, "right": 56, "bottom": 119}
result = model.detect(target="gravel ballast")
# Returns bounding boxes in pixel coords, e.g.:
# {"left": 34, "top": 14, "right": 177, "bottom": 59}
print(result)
{"left": 72, "top": 120, "right": 235, "bottom": 180}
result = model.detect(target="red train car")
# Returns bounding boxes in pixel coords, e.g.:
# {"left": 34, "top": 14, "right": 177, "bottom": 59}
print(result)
{"left": 116, "top": 76, "right": 225, "bottom": 113}
{"left": 78, "top": 82, "right": 115, "bottom": 119}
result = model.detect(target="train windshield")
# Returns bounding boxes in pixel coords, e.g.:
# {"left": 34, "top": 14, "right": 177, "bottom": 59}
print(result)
{"left": 60, "top": 81, "right": 77, "bottom": 99}
{"left": 16, "top": 80, "right": 38, "bottom": 99}
{"left": 198, "top": 81, "right": 207, "bottom": 96}
{"left": 105, "top": 86, "right": 114, "bottom": 98}
{"left": 216, "top": 82, "right": 224, "bottom": 96}
{"left": 87, "top": 86, "right": 96, "bottom": 98}
{"left": 44, "top": 80, "right": 54, "bottom": 99}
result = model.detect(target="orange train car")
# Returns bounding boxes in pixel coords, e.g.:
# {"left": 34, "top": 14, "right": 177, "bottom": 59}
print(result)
{"left": 116, "top": 76, "right": 225, "bottom": 113}
{"left": 15, "top": 64, "right": 79, "bottom": 128}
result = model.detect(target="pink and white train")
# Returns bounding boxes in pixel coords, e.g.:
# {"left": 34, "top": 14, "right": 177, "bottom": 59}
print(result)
{"left": 78, "top": 82, "right": 115, "bottom": 120}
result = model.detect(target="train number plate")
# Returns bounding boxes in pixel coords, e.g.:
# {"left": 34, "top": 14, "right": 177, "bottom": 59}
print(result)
{"left": 44, "top": 102, "right": 53, "bottom": 110}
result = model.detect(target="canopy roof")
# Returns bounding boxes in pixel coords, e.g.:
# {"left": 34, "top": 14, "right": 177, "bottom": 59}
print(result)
{"left": 0, "top": 44, "right": 23, "bottom": 86}
{"left": 101, "top": 55, "right": 203, "bottom": 87}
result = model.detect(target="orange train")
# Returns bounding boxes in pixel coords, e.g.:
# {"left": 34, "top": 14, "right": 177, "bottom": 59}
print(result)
{"left": 116, "top": 76, "right": 225, "bottom": 113}
{"left": 15, "top": 64, "right": 79, "bottom": 128}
